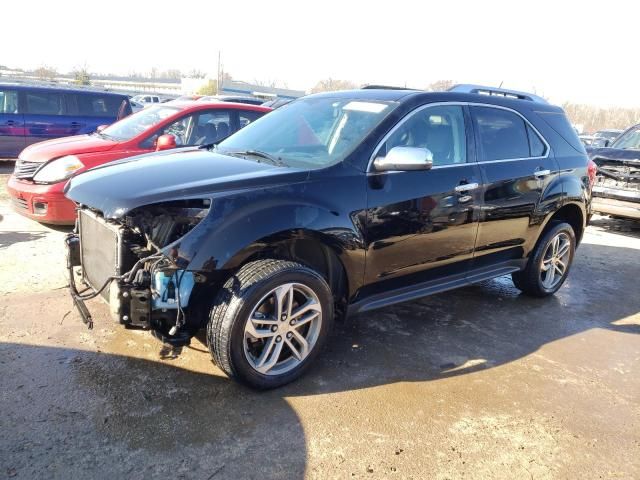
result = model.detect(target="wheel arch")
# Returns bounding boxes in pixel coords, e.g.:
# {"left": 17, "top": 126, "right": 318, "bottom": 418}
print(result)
{"left": 221, "top": 229, "right": 354, "bottom": 315}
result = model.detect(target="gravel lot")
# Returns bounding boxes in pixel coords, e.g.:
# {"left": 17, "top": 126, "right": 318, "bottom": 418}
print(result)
{"left": 1, "top": 161, "right": 639, "bottom": 479}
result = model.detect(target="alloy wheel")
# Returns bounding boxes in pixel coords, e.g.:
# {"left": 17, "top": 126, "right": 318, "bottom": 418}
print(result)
{"left": 540, "top": 232, "right": 571, "bottom": 289}
{"left": 243, "top": 282, "right": 323, "bottom": 375}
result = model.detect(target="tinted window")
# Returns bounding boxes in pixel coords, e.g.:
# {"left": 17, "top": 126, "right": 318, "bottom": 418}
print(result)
{"left": 77, "top": 94, "right": 127, "bottom": 117}
{"left": 527, "top": 124, "right": 546, "bottom": 156}
{"left": 535, "top": 111, "right": 585, "bottom": 153}
{"left": 472, "top": 107, "right": 530, "bottom": 161}
{"left": 378, "top": 105, "right": 467, "bottom": 166}
{"left": 25, "top": 91, "right": 65, "bottom": 115}
{"left": 0, "top": 89, "right": 19, "bottom": 114}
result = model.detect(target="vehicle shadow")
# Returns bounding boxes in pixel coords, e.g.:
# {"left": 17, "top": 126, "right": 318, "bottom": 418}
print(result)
{"left": 0, "top": 341, "right": 307, "bottom": 480}
{"left": 589, "top": 215, "right": 640, "bottom": 239}
{"left": 278, "top": 241, "right": 639, "bottom": 396}
{"left": 1, "top": 243, "right": 638, "bottom": 479}
{"left": 0, "top": 230, "right": 48, "bottom": 250}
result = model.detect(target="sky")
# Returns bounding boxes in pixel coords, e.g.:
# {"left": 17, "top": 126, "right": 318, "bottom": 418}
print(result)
{"left": 4, "top": 0, "right": 639, "bottom": 107}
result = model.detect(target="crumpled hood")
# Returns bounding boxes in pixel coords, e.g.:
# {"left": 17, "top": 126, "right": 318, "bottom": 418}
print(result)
{"left": 64, "top": 148, "right": 308, "bottom": 218}
{"left": 20, "top": 134, "right": 118, "bottom": 162}
{"left": 587, "top": 147, "right": 640, "bottom": 164}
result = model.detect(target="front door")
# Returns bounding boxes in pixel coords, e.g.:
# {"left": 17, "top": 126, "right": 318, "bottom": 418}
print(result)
{"left": 363, "top": 104, "right": 482, "bottom": 293}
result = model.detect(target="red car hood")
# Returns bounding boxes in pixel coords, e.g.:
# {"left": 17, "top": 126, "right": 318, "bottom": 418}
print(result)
{"left": 20, "top": 134, "right": 120, "bottom": 163}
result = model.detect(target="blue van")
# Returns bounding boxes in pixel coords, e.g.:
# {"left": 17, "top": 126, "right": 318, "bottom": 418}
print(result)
{"left": 0, "top": 84, "right": 132, "bottom": 158}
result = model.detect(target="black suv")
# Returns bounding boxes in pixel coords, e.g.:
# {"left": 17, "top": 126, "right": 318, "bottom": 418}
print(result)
{"left": 65, "top": 85, "right": 591, "bottom": 389}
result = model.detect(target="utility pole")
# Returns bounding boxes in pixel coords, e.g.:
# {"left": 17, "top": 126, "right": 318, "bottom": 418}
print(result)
{"left": 217, "top": 51, "right": 221, "bottom": 95}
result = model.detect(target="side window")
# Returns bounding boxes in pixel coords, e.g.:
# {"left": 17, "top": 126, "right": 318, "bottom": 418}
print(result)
{"left": 527, "top": 124, "right": 546, "bottom": 157}
{"left": 25, "top": 91, "right": 66, "bottom": 115}
{"left": 378, "top": 105, "right": 467, "bottom": 166}
{"left": 472, "top": 107, "right": 531, "bottom": 161}
{"left": 77, "top": 94, "right": 125, "bottom": 117}
{"left": 141, "top": 114, "right": 197, "bottom": 148}
{"left": 0, "top": 89, "right": 19, "bottom": 114}
{"left": 239, "top": 110, "right": 265, "bottom": 128}
{"left": 193, "top": 110, "right": 232, "bottom": 145}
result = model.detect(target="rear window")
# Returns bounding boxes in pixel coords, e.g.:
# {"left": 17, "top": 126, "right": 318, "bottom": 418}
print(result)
{"left": 535, "top": 111, "right": 586, "bottom": 153}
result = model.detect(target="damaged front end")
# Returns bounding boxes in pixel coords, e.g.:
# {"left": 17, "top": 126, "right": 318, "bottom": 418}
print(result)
{"left": 592, "top": 158, "right": 640, "bottom": 219}
{"left": 66, "top": 199, "right": 213, "bottom": 345}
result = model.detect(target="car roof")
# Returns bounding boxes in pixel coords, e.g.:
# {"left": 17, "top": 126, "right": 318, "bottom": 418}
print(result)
{"left": 166, "top": 100, "right": 272, "bottom": 112}
{"left": 306, "top": 88, "right": 563, "bottom": 113}
{"left": 0, "top": 82, "right": 128, "bottom": 97}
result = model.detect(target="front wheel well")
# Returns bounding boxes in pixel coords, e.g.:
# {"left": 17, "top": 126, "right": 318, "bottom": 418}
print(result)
{"left": 241, "top": 236, "right": 349, "bottom": 319}
{"left": 546, "top": 203, "right": 585, "bottom": 243}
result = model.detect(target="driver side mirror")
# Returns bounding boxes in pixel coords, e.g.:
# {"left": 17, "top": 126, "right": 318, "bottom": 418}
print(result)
{"left": 156, "top": 134, "right": 177, "bottom": 151}
{"left": 373, "top": 146, "right": 434, "bottom": 172}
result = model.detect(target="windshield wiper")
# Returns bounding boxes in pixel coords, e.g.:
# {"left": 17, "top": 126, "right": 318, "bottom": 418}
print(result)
{"left": 225, "top": 149, "right": 286, "bottom": 167}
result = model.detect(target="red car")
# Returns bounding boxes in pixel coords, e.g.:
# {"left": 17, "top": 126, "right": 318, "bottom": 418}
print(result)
{"left": 7, "top": 101, "right": 271, "bottom": 224}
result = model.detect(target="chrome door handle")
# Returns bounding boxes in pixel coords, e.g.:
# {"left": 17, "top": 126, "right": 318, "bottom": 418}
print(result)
{"left": 534, "top": 169, "right": 551, "bottom": 178}
{"left": 454, "top": 182, "right": 479, "bottom": 193}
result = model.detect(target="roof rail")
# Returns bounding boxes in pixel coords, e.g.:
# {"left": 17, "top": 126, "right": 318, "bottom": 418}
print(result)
{"left": 0, "top": 77, "right": 118, "bottom": 94}
{"left": 361, "top": 84, "right": 416, "bottom": 91}
{"left": 448, "top": 84, "right": 548, "bottom": 104}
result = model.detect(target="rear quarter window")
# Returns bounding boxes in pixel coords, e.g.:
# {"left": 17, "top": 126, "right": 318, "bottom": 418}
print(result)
{"left": 535, "top": 110, "right": 586, "bottom": 153}
{"left": 76, "top": 94, "right": 127, "bottom": 118}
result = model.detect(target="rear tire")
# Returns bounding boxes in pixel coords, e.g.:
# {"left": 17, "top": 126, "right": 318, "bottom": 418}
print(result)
{"left": 512, "top": 221, "right": 576, "bottom": 297}
{"left": 207, "top": 259, "right": 334, "bottom": 389}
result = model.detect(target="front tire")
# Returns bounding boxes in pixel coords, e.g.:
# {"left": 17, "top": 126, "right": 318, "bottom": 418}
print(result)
{"left": 207, "top": 259, "right": 334, "bottom": 389}
{"left": 512, "top": 221, "right": 576, "bottom": 297}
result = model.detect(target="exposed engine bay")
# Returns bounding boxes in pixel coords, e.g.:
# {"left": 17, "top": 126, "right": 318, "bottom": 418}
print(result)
{"left": 594, "top": 159, "right": 640, "bottom": 192}
{"left": 66, "top": 200, "right": 212, "bottom": 345}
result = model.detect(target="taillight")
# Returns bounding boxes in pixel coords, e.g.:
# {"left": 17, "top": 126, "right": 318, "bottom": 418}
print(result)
{"left": 587, "top": 159, "right": 597, "bottom": 188}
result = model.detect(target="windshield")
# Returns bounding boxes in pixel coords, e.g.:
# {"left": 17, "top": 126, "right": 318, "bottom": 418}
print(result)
{"left": 611, "top": 127, "right": 640, "bottom": 150}
{"left": 216, "top": 97, "right": 395, "bottom": 168}
{"left": 100, "top": 105, "right": 180, "bottom": 141}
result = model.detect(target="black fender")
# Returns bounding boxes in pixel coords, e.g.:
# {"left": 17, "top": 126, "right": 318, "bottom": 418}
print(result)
{"left": 171, "top": 170, "right": 368, "bottom": 297}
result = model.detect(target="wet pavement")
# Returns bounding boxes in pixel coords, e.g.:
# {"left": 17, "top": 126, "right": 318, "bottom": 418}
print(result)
{"left": 1, "top": 162, "right": 639, "bottom": 479}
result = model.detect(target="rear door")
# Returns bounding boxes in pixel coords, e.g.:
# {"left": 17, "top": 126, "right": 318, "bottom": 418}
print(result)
{"left": 0, "top": 87, "right": 25, "bottom": 157}
{"left": 470, "top": 105, "right": 559, "bottom": 267}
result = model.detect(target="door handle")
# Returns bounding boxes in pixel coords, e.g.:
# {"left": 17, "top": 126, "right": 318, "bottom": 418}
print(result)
{"left": 6, "top": 120, "right": 16, "bottom": 126}
{"left": 534, "top": 169, "right": 551, "bottom": 178}
{"left": 454, "top": 182, "right": 479, "bottom": 193}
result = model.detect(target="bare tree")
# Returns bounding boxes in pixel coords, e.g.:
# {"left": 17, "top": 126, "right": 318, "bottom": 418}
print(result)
{"left": 187, "top": 69, "right": 206, "bottom": 79}
{"left": 563, "top": 103, "right": 640, "bottom": 133}
{"left": 311, "top": 78, "right": 357, "bottom": 93}
{"left": 34, "top": 65, "right": 58, "bottom": 81}
{"left": 426, "top": 79, "right": 455, "bottom": 92}
{"left": 72, "top": 65, "right": 91, "bottom": 85}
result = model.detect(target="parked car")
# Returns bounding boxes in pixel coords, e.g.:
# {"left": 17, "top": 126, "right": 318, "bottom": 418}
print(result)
{"left": 588, "top": 123, "right": 640, "bottom": 220}
{"left": 7, "top": 101, "right": 270, "bottom": 224}
{"left": 129, "top": 100, "right": 144, "bottom": 113}
{"left": 262, "top": 97, "right": 293, "bottom": 109}
{"left": 579, "top": 133, "right": 595, "bottom": 147}
{"left": 590, "top": 129, "right": 623, "bottom": 148}
{"left": 131, "top": 94, "right": 161, "bottom": 106}
{"left": 64, "top": 85, "right": 591, "bottom": 389}
{"left": 0, "top": 83, "right": 131, "bottom": 158}
{"left": 197, "top": 95, "right": 264, "bottom": 105}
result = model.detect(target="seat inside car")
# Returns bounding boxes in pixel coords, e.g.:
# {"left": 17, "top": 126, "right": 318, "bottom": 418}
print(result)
{"left": 216, "top": 122, "right": 230, "bottom": 140}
